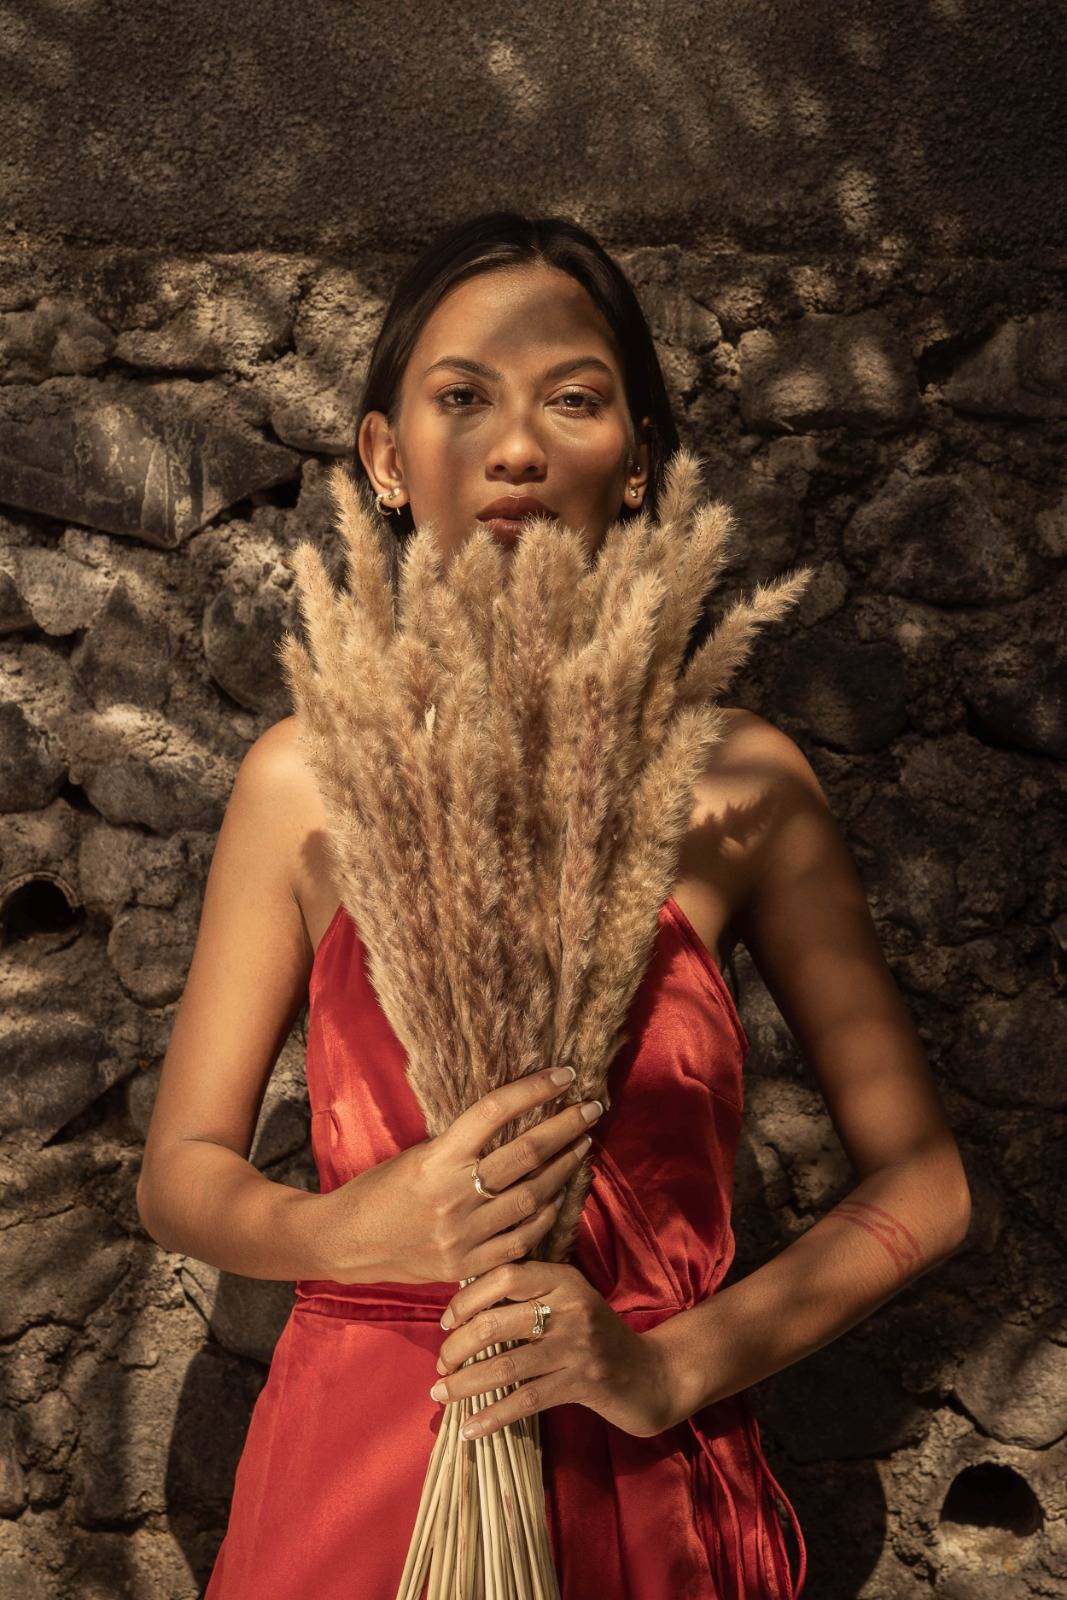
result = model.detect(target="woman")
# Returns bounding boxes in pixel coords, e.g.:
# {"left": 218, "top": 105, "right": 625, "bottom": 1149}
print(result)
{"left": 137, "top": 211, "right": 972, "bottom": 1598}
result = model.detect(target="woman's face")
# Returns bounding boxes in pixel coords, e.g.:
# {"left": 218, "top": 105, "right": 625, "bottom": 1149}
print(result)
{"left": 359, "top": 263, "right": 651, "bottom": 563}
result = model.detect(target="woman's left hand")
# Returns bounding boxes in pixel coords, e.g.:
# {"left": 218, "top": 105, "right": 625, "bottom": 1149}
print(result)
{"left": 430, "top": 1260, "right": 679, "bottom": 1441}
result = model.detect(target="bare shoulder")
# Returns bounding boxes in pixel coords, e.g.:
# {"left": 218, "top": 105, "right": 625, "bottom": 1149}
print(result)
{"left": 682, "top": 707, "right": 836, "bottom": 940}
{"left": 704, "top": 706, "right": 861, "bottom": 959}
{"left": 710, "top": 707, "right": 826, "bottom": 797}
{"left": 695, "top": 708, "right": 830, "bottom": 841}
{"left": 237, "top": 716, "right": 336, "bottom": 941}
{"left": 237, "top": 715, "right": 326, "bottom": 820}
{"left": 243, "top": 712, "right": 310, "bottom": 777}
{"left": 223, "top": 716, "right": 326, "bottom": 902}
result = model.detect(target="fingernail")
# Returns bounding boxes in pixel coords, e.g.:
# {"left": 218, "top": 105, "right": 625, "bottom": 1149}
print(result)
{"left": 576, "top": 1134, "right": 592, "bottom": 1155}
{"left": 553, "top": 1190, "right": 566, "bottom": 1206}
{"left": 581, "top": 1100, "right": 603, "bottom": 1123}
{"left": 440, "top": 1308, "right": 454, "bottom": 1329}
{"left": 461, "top": 1421, "right": 481, "bottom": 1440}
{"left": 551, "top": 1066, "right": 577, "bottom": 1084}
{"left": 430, "top": 1380, "right": 448, "bottom": 1402}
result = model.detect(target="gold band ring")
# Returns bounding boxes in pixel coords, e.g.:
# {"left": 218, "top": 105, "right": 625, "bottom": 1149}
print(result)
{"left": 471, "top": 1160, "right": 501, "bottom": 1200}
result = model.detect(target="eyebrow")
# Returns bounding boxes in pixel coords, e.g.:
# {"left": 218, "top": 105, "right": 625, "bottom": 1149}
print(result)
{"left": 420, "top": 354, "right": 616, "bottom": 383}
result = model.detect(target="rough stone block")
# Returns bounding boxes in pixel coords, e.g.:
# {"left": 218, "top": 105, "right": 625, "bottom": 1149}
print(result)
{"left": 740, "top": 311, "right": 920, "bottom": 433}
{"left": 842, "top": 469, "right": 1042, "bottom": 605}
{"left": 0, "top": 377, "right": 300, "bottom": 547}
{"left": 944, "top": 313, "right": 1067, "bottom": 419}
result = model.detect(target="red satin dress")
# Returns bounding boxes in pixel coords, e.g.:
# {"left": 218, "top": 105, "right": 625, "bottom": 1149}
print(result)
{"left": 204, "top": 895, "right": 807, "bottom": 1599}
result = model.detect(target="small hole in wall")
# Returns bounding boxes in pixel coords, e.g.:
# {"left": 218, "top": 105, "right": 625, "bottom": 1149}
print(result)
{"left": 939, "top": 1463, "right": 1043, "bottom": 1563}
{"left": 0, "top": 874, "right": 82, "bottom": 944}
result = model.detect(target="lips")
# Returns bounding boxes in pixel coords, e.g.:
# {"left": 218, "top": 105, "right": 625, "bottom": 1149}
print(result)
{"left": 475, "top": 495, "right": 555, "bottom": 521}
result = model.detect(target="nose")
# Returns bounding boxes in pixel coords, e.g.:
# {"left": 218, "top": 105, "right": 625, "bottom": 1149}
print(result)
{"left": 485, "top": 405, "right": 549, "bottom": 484}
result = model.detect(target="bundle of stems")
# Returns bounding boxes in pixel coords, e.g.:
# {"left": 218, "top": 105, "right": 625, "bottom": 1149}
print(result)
{"left": 278, "top": 447, "right": 812, "bottom": 1598}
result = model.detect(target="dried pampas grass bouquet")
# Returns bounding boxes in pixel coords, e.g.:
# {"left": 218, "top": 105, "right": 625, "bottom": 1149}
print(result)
{"left": 278, "top": 447, "right": 812, "bottom": 1599}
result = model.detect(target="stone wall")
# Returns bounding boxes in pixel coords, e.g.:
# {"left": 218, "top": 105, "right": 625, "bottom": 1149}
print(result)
{"left": 1, "top": 232, "right": 1064, "bottom": 1598}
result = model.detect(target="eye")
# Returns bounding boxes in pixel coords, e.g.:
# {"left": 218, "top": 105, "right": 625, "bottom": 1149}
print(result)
{"left": 554, "top": 388, "right": 605, "bottom": 416}
{"left": 436, "top": 384, "right": 481, "bottom": 411}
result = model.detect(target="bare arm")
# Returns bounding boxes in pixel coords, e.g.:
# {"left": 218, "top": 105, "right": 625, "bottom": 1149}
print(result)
{"left": 136, "top": 718, "right": 333, "bottom": 1281}
{"left": 647, "top": 713, "right": 972, "bottom": 1425}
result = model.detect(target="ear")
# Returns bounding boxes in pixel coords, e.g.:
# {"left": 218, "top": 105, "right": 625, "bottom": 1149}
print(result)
{"left": 626, "top": 415, "right": 653, "bottom": 500}
{"left": 359, "top": 411, "right": 406, "bottom": 505}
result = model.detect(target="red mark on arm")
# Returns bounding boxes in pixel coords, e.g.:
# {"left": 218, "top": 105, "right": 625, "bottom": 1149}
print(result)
{"left": 827, "top": 1198, "right": 925, "bottom": 1284}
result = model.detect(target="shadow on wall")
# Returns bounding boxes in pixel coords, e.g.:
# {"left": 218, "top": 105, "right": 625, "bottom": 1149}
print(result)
{"left": 0, "top": 0, "right": 1063, "bottom": 255}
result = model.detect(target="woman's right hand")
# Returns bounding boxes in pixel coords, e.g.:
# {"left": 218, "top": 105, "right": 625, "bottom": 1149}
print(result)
{"left": 318, "top": 1067, "right": 604, "bottom": 1286}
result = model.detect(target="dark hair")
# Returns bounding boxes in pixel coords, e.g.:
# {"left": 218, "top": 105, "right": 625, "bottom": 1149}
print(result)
{"left": 350, "top": 210, "right": 681, "bottom": 541}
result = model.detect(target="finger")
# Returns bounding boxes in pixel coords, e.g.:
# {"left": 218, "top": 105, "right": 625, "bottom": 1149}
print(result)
{"left": 477, "top": 1097, "right": 602, "bottom": 1197}
{"left": 441, "top": 1259, "right": 569, "bottom": 1330}
{"left": 437, "top": 1291, "right": 560, "bottom": 1375}
{"left": 465, "top": 1130, "right": 591, "bottom": 1254}
{"left": 446, "top": 1066, "right": 577, "bottom": 1165}
{"left": 462, "top": 1192, "right": 564, "bottom": 1280}
{"left": 430, "top": 1330, "right": 564, "bottom": 1411}
{"left": 459, "top": 1369, "right": 570, "bottom": 1441}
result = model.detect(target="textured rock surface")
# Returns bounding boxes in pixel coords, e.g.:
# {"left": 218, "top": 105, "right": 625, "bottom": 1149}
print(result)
{"left": 0, "top": 377, "right": 301, "bottom": 548}
{"left": 739, "top": 310, "right": 921, "bottom": 434}
{"left": 1, "top": 190, "right": 1065, "bottom": 1600}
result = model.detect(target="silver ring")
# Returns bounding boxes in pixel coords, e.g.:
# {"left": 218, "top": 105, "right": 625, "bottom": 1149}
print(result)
{"left": 471, "top": 1160, "right": 500, "bottom": 1200}
{"left": 530, "top": 1301, "right": 552, "bottom": 1340}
